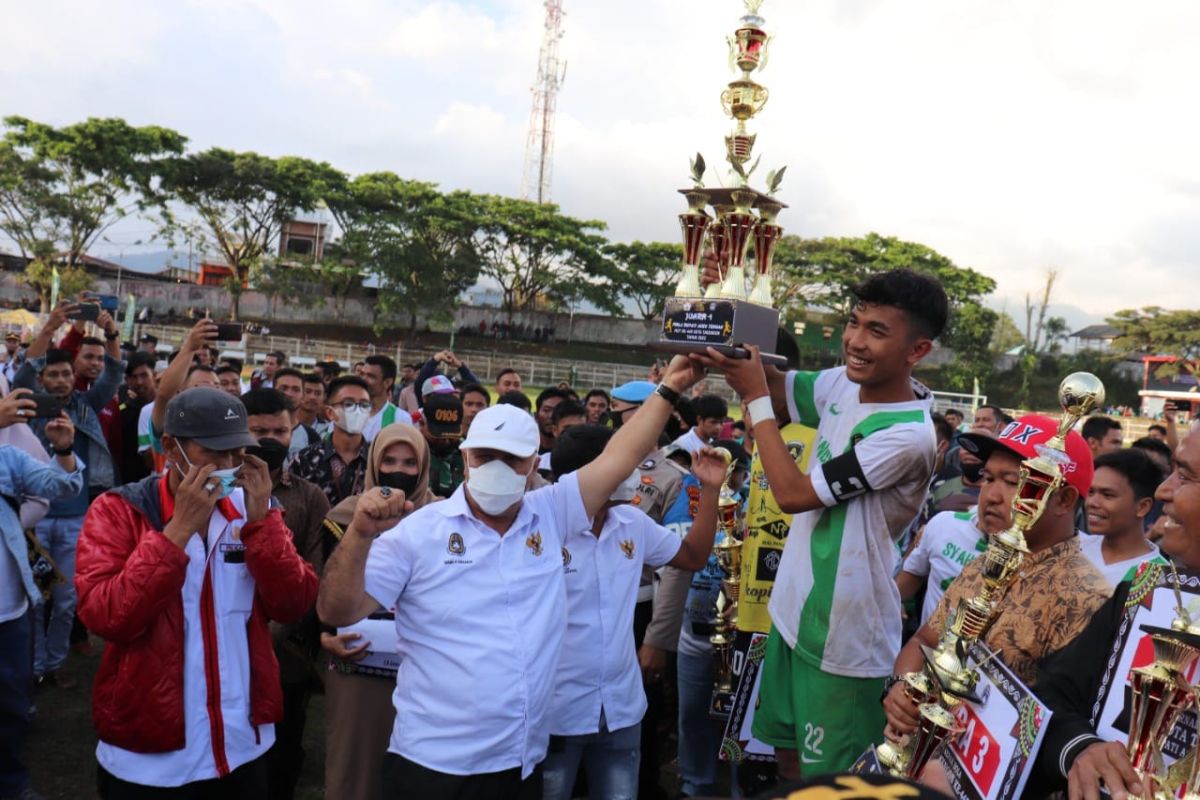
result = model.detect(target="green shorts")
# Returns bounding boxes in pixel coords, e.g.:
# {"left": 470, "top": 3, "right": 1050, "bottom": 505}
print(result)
{"left": 751, "top": 626, "right": 887, "bottom": 775}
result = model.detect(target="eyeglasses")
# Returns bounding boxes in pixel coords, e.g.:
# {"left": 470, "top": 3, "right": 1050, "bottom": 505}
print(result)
{"left": 336, "top": 400, "right": 372, "bottom": 412}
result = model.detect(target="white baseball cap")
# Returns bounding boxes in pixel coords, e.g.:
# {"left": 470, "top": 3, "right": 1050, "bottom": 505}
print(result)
{"left": 459, "top": 404, "right": 540, "bottom": 458}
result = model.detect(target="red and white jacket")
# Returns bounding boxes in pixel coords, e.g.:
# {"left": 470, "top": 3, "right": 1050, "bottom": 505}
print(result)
{"left": 76, "top": 474, "right": 318, "bottom": 785}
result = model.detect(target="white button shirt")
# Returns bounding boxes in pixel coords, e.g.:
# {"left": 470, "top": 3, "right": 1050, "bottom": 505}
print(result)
{"left": 364, "top": 471, "right": 589, "bottom": 779}
{"left": 552, "top": 505, "right": 681, "bottom": 737}
{"left": 96, "top": 489, "right": 276, "bottom": 786}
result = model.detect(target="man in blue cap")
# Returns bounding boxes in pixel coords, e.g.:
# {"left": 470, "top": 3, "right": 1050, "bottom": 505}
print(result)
{"left": 609, "top": 381, "right": 656, "bottom": 429}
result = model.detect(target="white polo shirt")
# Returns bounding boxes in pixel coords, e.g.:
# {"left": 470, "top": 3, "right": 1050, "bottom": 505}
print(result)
{"left": 552, "top": 505, "right": 681, "bottom": 737}
{"left": 670, "top": 429, "right": 708, "bottom": 455}
{"left": 96, "top": 488, "right": 275, "bottom": 786}
{"left": 364, "top": 471, "right": 589, "bottom": 779}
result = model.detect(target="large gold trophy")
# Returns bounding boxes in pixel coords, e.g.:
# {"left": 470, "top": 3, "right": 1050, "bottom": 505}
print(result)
{"left": 658, "top": 0, "right": 788, "bottom": 366}
{"left": 874, "top": 373, "right": 1106, "bottom": 779}
{"left": 710, "top": 448, "right": 745, "bottom": 717}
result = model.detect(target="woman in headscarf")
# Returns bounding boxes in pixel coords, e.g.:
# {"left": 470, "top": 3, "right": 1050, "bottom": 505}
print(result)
{"left": 318, "top": 424, "right": 436, "bottom": 800}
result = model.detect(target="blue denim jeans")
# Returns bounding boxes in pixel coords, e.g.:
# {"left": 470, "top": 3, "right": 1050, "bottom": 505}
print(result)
{"left": 676, "top": 650, "right": 725, "bottom": 797}
{"left": 33, "top": 515, "right": 83, "bottom": 675}
{"left": 0, "top": 612, "right": 33, "bottom": 796}
{"left": 542, "top": 721, "right": 641, "bottom": 800}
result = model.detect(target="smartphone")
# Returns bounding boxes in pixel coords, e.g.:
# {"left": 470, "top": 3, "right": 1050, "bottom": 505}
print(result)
{"left": 68, "top": 303, "right": 100, "bottom": 322}
{"left": 31, "top": 393, "right": 68, "bottom": 419}
{"left": 95, "top": 294, "right": 119, "bottom": 312}
{"left": 215, "top": 323, "right": 243, "bottom": 341}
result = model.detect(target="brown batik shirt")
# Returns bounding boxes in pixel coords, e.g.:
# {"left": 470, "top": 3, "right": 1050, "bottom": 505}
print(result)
{"left": 928, "top": 535, "right": 1113, "bottom": 686}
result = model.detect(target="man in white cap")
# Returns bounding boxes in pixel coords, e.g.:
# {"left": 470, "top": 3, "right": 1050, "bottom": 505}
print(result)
{"left": 318, "top": 355, "right": 707, "bottom": 799}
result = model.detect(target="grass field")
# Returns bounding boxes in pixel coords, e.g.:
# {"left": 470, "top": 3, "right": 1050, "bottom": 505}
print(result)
{"left": 25, "top": 636, "right": 691, "bottom": 799}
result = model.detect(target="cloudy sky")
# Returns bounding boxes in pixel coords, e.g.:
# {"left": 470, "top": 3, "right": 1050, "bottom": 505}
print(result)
{"left": 4, "top": 0, "right": 1199, "bottom": 329}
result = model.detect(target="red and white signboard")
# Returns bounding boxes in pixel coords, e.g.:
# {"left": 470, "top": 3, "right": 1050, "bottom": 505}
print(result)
{"left": 937, "top": 642, "right": 1051, "bottom": 800}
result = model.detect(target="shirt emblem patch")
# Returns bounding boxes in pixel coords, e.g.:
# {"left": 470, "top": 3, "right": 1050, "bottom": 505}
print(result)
{"left": 447, "top": 533, "right": 466, "bottom": 556}
{"left": 526, "top": 531, "right": 543, "bottom": 556}
{"left": 561, "top": 547, "right": 571, "bottom": 567}
{"left": 619, "top": 539, "right": 635, "bottom": 559}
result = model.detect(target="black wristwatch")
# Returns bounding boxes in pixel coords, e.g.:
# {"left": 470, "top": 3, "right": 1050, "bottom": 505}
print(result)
{"left": 654, "top": 383, "right": 681, "bottom": 406}
{"left": 53, "top": 446, "right": 73, "bottom": 457}
{"left": 104, "top": 330, "right": 119, "bottom": 341}
{"left": 880, "top": 674, "right": 904, "bottom": 704}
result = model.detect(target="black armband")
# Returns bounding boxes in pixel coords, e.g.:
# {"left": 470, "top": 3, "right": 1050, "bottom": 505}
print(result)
{"left": 822, "top": 449, "right": 872, "bottom": 503}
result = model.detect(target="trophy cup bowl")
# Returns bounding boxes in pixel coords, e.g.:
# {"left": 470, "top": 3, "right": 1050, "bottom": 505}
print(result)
{"left": 875, "top": 670, "right": 940, "bottom": 776}
{"left": 719, "top": 212, "right": 756, "bottom": 300}
{"left": 1125, "top": 625, "right": 1200, "bottom": 781}
{"left": 748, "top": 220, "right": 782, "bottom": 306}
{"left": 703, "top": 213, "right": 732, "bottom": 299}
{"left": 676, "top": 211, "right": 712, "bottom": 297}
{"left": 903, "top": 703, "right": 963, "bottom": 780}
{"left": 729, "top": 26, "right": 769, "bottom": 74}
{"left": 721, "top": 79, "right": 770, "bottom": 121}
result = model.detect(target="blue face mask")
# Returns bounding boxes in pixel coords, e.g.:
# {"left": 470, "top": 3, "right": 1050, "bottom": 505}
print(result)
{"left": 176, "top": 449, "right": 242, "bottom": 500}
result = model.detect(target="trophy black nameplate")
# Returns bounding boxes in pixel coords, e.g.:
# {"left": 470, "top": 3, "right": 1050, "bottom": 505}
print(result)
{"left": 654, "top": 298, "right": 785, "bottom": 367}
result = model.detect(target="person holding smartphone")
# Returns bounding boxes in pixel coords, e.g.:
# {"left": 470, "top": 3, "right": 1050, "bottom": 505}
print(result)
{"left": 13, "top": 302, "right": 123, "bottom": 688}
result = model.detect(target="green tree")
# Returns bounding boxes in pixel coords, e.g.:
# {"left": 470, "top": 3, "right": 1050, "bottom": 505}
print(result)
{"left": 601, "top": 241, "right": 683, "bottom": 321}
{"left": 1108, "top": 306, "right": 1200, "bottom": 378}
{"left": 161, "top": 148, "right": 344, "bottom": 319}
{"left": 990, "top": 310, "right": 1025, "bottom": 355}
{"left": 471, "top": 196, "right": 612, "bottom": 321}
{"left": 771, "top": 232, "right": 998, "bottom": 390}
{"left": 0, "top": 116, "right": 185, "bottom": 309}
{"left": 325, "top": 173, "right": 482, "bottom": 333}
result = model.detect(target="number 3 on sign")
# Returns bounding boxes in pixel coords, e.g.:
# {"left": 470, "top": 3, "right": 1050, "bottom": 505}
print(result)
{"left": 954, "top": 704, "right": 999, "bottom": 795}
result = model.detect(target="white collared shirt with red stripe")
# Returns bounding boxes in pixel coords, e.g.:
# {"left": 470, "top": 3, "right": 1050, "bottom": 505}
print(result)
{"left": 96, "top": 486, "right": 275, "bottom": 786}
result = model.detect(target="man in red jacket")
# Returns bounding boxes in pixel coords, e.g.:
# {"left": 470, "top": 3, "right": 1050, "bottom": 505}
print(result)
{"left": 75, "top": 387, "right": 319, "bottom": 798}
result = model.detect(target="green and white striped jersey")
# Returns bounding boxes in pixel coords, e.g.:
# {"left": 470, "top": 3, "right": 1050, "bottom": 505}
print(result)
{"left": 768, "top": 367, "right": 936, "bottom": 678}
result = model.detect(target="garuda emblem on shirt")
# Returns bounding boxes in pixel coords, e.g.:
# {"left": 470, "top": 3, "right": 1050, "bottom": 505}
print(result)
{"left": 447, "top": 533, "right": 466, "bottom": 556}
{"left": 526, "top": 531, "right": 543, "bottom": 557}
{"left": 619, "top": 539, "right": 635, "bottom": 560}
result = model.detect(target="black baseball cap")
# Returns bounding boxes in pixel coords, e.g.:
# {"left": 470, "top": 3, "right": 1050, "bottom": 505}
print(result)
{"left": 423, "top": 392, "right": 464, "bottom": 438}
{"left": 140, "top": 333, "right": 158, "bottom": 343}
{"left": 164, "top": 387, "right": 259, "bottom": 451}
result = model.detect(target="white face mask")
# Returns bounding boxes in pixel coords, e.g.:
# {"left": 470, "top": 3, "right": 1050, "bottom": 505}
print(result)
{"left": 466, "top": 459, "right": 529, "bottom": 516}
{"left": 337, "top": 406, "right": 369, "bottom": 436}
{"left": 609, "top": 469, "right": 640, "bottom": 504}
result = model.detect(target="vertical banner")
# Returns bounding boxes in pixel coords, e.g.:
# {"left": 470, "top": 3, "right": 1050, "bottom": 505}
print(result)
{"left": 122, "top": 294, "right": 137, "bottom": 344}
{"left": 50, "top": 266, "right": 60, "bottom": 309}
{"left": 720, "top": 633, "right": 776, "bottom": 763}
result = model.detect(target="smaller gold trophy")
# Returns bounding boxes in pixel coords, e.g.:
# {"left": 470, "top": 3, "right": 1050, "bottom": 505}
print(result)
{"left": 658, "top": 0, "right": 789, "bottom": 366}
{"left": 874, "top": 373, "right": 1106, "bottom": 780}
{"left": 1115, "top": 566, "right": 1200, "bottom": 799}
{"left": 710, "top": 448, "right": 745, "bottom": 717}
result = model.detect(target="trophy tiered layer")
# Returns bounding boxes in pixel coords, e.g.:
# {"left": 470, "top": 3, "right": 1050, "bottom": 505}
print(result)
{"left": 874, "top": 373, "right": 1107, "bottom": 780}
{"left": 657, "top": 0, "right": 788, "bottom": 367}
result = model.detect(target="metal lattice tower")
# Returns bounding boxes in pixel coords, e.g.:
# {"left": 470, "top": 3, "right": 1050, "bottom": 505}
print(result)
{"left": 521, "top": 0, "right": 566, "bottom": 204}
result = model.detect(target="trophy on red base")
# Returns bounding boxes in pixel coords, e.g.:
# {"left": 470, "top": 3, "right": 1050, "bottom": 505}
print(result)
{"left": 658, "top": 0, "right": 789, "bottom": 366}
